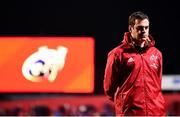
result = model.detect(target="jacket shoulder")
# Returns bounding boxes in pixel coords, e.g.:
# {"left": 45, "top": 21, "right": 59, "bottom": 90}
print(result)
{"left": 108, "top": 44, "right": 124, "bottom": 57}
{"left": 151, "top": 47, "right": 162, "bottom": 55}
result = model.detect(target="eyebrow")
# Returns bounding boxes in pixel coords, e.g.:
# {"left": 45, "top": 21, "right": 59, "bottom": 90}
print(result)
{"left": 137, "top": 26, "right": 149, "bottom": 28}
{"left": 136, "top": 26, "right": 149, "bottom": 29}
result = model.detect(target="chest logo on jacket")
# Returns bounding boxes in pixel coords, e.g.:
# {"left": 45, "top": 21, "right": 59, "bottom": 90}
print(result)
{"left": 127, "top": 57, "right": 134, "bottom": 63}
{"left": 150, "top": 54, "right": 158, "bottom": 69}
{"left": 150, "top": 54, "right": 158, "bottom": 61}
{"left": 126, "top": 57, "right": 135, "bottom": 69}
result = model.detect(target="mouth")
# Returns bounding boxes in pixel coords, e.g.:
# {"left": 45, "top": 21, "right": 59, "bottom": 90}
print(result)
{"left": 139, "top": 35, "right": 147, "bottom": 40}
{"left": 140, "top": 34, "right": 147, "bottom": 38}
{"left": 138, "top": 36, "right": 146, "bottom": 40}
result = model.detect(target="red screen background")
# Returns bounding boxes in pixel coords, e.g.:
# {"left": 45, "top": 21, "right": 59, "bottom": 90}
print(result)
{"left": 0, "top": 37, "right": 94, "bottom": 93}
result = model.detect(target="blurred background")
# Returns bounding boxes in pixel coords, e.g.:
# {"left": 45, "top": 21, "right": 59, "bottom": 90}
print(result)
{"left": 0, "top": 0, "right": 180, "bottom": 116}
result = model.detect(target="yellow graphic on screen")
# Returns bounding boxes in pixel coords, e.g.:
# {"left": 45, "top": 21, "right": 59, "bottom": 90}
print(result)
{"left": 22, "top": 46, "right": 68, "bottom": 82}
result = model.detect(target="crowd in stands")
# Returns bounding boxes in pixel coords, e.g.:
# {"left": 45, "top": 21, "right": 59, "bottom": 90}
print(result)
{"left": 1, "top": 100, "right": 180, "bottom": 116}
{"left": 0, "top": 103, "right": 115, "bottom": 116}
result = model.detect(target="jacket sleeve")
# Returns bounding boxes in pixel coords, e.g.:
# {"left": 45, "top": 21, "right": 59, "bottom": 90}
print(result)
{"left": 104, "top": 51, "right": 121, "bottom": 102}
{"left": 158, "top": 52, "right": 163, "bottom": 84}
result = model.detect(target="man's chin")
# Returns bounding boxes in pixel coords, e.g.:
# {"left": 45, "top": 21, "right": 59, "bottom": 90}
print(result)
{"left": 139, "top": 37, "right": 148, "bottom": 41}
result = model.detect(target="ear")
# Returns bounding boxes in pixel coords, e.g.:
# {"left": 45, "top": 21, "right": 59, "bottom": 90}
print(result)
{"left": 128, "top": 25, "right": 132, "bottom": 32}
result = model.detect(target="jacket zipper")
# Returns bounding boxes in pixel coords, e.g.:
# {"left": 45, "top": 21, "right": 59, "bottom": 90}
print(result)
{"left": 140, "top": 53, "right": 148, "bottom": 115}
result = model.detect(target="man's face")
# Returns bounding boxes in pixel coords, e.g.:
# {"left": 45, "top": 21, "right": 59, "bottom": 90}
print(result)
{"left": 129, "top": 19, "right": 149, "bottom": 42}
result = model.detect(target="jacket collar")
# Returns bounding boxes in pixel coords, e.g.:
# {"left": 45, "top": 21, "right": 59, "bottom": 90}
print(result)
{"left": 122, "top": 32, "right": 155, "bottom": 48}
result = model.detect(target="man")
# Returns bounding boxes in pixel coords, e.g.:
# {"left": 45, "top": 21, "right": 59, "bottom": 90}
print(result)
{"left": 104, "top": 11, "right": 166, "bottom": 116}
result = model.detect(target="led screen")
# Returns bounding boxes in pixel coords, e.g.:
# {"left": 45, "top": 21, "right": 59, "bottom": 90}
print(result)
{"left": 0, "top": 37, "right": 94, "bottom": 93}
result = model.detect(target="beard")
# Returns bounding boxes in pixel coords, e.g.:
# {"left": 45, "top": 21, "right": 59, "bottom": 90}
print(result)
{"left": 133, "top": 36, "right": 151, "bottom": 48}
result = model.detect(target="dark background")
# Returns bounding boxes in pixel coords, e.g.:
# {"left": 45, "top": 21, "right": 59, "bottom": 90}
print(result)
{"left": 0, "top": 0, "right": 179, "bottom": 97}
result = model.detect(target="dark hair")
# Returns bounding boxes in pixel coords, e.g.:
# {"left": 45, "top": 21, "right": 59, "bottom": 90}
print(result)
{"left": 128, "top": 11, "right": 149, "bottom": 26}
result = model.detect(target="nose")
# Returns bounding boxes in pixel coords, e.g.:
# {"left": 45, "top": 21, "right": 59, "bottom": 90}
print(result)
{"left": 142, "top": 27, "right": 146, "bottom": 33}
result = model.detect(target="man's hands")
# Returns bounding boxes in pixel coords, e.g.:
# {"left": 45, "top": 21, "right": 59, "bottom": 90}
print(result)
{"left": 140, "top": 37, "right": 151, "bottom": 48}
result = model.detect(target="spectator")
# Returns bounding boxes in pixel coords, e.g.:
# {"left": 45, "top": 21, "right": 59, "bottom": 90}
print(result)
{"left": 29, "top": 105, "right": 51, "bottom": 116}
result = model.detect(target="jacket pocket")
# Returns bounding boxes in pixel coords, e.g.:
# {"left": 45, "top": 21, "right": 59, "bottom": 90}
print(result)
{"left": 114, "top": 90, "right": 126, "bottom": 114}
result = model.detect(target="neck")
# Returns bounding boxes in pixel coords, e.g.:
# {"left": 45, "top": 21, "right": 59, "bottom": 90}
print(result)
{"left": 129, "top": 35, "right": 150, "bottom": 49}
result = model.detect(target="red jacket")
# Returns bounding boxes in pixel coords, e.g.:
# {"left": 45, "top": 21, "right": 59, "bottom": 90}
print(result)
{"left": 104, "top": 32, "right": 165, "bottom": 116}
